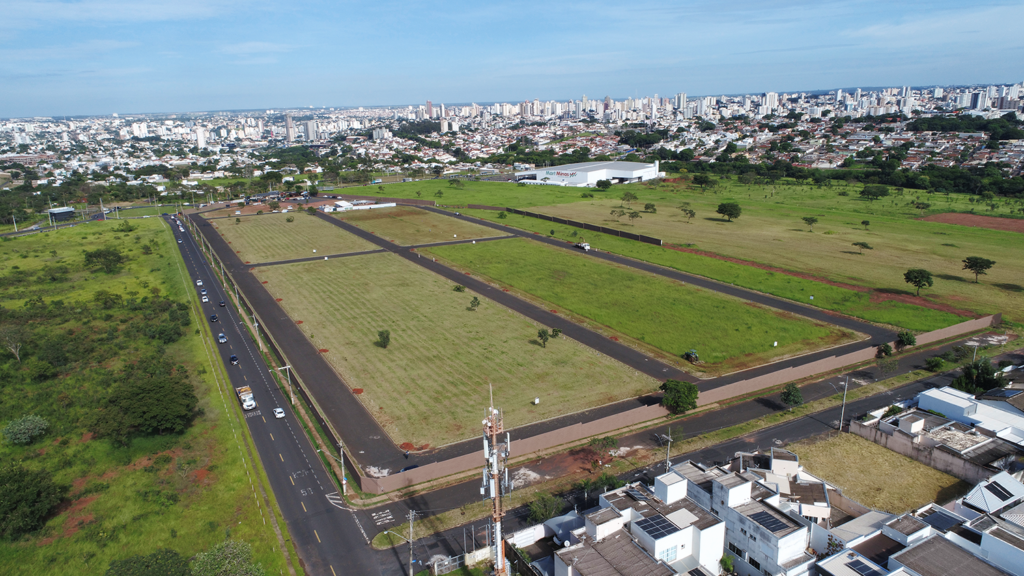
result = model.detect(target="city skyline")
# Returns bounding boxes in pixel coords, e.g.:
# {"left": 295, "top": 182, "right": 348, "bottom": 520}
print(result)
{"left": 3, "top": 0, "right": 1023, "bottom": 118}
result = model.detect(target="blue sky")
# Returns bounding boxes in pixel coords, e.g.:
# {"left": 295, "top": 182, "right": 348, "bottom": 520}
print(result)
{"left": 2, "top": 0, "right": 1023, "bottom": 117}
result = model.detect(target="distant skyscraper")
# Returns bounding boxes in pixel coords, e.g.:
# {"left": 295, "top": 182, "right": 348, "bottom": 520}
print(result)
{"left": 933, "top": 87, "right": 944, "bottom": 99}
{"left": 762, "top": 92, "right": 778, "bottom": 110}
{"left": 195, "top": 127, "right": 206, "bottom": 149}
{"left": 1009, "top": 84, "right": 1021, "bottom": 100}
{"left": 673, "top": 92, "right": 686, "bottom": 109}
{"left": 305, "top": 120, "right": 317, "bottom": 141}
{"left": 426, "top": 100, "right": 433, "bottom": 118}
{"left": 285, "top": 114, "right": 295, "bottom": 144}
{"left": 971, "top": 92, "right": 988, "bottom": 110}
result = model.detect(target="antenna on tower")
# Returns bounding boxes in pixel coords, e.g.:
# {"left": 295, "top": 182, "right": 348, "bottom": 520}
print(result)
{"left": 482, "top": 396, "right": 509, "bottom": 576}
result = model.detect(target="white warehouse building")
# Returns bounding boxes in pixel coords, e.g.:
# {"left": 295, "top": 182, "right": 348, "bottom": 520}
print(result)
{"left": 515, "top": 160, "right": 662, "bottom": 187}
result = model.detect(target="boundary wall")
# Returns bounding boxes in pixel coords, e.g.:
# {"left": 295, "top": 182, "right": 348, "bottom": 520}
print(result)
{"left": 188, "top": 212, "right": 1002, "bottom": 493}
{"left": 850, "top": 419, "right": 996, "bottom": 484}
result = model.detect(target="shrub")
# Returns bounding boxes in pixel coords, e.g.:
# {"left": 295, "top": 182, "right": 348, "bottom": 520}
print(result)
{"left": 285, "top": 216, "right": 295, "bottom": 223}
{"left": 191, "top": 540, "right": 265, "bottom": 576}
{"left": 497, "top": 211, "right": 508, "bottom": 219}
{"left": 660, "top": 379, "right": 698, "bottom": 414}
{"left": 452, "top": 284, "right": 466, "bottom": 292}
{"left": 925, "top": 357, "right": 945, "bottom": 372}
{"left": 2, "top": 414, "right": 48, "bottom": 445}
{"left": 882, "top": 405, "right": 903, "bottom": 419}
{"left": 527, "top": 492, "right": 563, "bottom": 523}
{"left": 896, "top": 331, "right": 916, "bottom": 351}
{"left": 376, "top": 330, "right": 391, "bottom": 349}
{"left": 876, "top": 343, "right": 893, "bottom": 358}
{"left": 0, "top": 464, "right": 68, "bottom": 539}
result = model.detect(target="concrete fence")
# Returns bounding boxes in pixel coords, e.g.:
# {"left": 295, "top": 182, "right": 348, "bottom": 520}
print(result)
{"left": 335, "top": 193, "right": 436, "bottom": 207}
{"left": 850, "top": 419, "right": 996, "bottom": 484}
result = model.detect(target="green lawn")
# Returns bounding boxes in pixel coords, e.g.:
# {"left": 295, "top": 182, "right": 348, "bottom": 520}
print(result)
{"left": 253, "top": 253, "right": 657, "bottom": 448}
{"left": 212, "top": 212, "right": 377, "bottom": 263}
{"left": 356, "top": 179, "right": 625, "bottom": 208}
{"left": 426, "top": 238, "right": 856, "bottom": 373}
{"left": 0, "top": 218, "right": 291, "bottom": 575}
{"left": 111, "top": 205, "right": 177, "bottom": 218}
{"left": 461, "top": 209, "right": 966, "bottom": 332}
{"left": 337, "top": 206, "right": 504, "bottom": 245}
{"left": 527, "top": 178, "right": 1023, "bottom": 322}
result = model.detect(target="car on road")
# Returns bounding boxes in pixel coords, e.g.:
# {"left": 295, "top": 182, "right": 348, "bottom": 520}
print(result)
{"left": 201, "top": 295, "right": 209, "bottom": 303}
{"left": 399, "top": 465, "right": 419, "bottom": 473}
{"left": 218, "top": 333, "right": 227, "bottom": 343}
{"left": 273, "top": 408, "right": 285, "bottom": 419}
{"left": 177, "top": 239, "right": 183, "bottom": 244}
{"left": 196, "top": 279, "right": 203, "bottom": 286}
{"left": 200, "top": 288, "right": 207, "bottom": 295}
{"left": 209, "top": 314, "right": 218, "bottom": 322}
{"left": 229, "top": 354, "right": 239, "bottom": 365}
{"left": 219, "top": 300, "right": 226, "bottom": 307}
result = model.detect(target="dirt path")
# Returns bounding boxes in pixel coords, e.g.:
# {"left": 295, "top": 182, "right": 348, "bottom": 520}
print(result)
{"left": 664, "top": 244, "right": 978, "bottom": 319}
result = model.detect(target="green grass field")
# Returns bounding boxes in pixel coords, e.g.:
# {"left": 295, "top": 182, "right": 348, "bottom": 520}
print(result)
{"left": 356, "top": 179, "right": 626, "bottom": 208}
{"left": 0, "top": 219, "right": 291, "bottom": 575}
{"left": 532, "top": 180, "right": 1023, "bottom": 322}
{"left": 212, "top": 212, "right": 377, "bottom": 263}
{"left": 426, "top": 238, "right": 856, "bottom": 373}
{"left": 461, "top": 209, "right": 966, "bottom": 332}
{"left": 253, "top": 253, "right": 657, "bottom": 448}
{"left": 111, "top": 205, "right": 177, "bottom": 218}
{"left": 337, "top": 206, "right": 504, "bottom": 245}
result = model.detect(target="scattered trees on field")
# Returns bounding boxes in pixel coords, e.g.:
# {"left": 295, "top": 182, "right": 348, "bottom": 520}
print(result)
{"left": 859, "top": 185, "right": 890, "bottom": 202}
{"left": 692, "top": 174, "right": 712, "bottom": 191}
{"left": 498, "top": 211, "right": 508, "bottom": 219}
{"left": 852, "top": 242, "right": 872, "bottom": 254}
{"left": 802, "top": 216, "right": 818, "bottom": 231}
{"left": 434, "top": 190, "right": 443, "bottom": 198}
{"left": 285, "top": 216, "right": 294, "bottom": 223}
{"left": 681, "top": 208, "right": 696, "bottom": 222}
{"left": 0, "top": 463, "right": 68, "bottom": 540}
{"left": 551, "top": 328, "right": 561, "bottom": 339}
{"left": 0, "top": 324, "right": 24, "bottom": 362}
{"left": 780, "top": 383, "right": 803, "bottom": 411}
{"left": 660, "top": 379, "right": 699, "bottom": 414}
{"left": 453, "top": 284, "right": 466, "bottom": 292}
{"left": 376, "top": 330, "right": 391, "bottom": 349}
{"left": 620, "top": 191, "right": 638, "bottom": 207}
{"left": 469, "top": 296, "right": 480, "bottom": 310}
{"left": 962, "top": 256, "right": 996, "bottom": 283}
{"left": 537, "top": 328, "right": 550, "bottom": 347}
{"left": 580, "top": 191, "right": 594, "bottom": 198}
{"left": 903, "top": 268, "right": 934, "bottom": 296}
{"left": 644, "top": 203, "right": 656, "bottom": 213}
{"left": 716, "top": 202, "right": 741, "bottom": 221}
{"left": 610, "top": 209, "right": 626, "bottom": 221}
{"left": 896, "top": 331, "right": 917, "bottom": 351}
{"left": 84, "top": 247, "right": 127, "bottom": 273}
{"left": 627, "top": 211, "right": 642, "bottom": 224}
{"left": 861, "top": 220, "right": 870, "bottom": 230}
{"left": 235, "top": 218, "right": 241, "bottom": 224}
{"left": 595, "top": 179, "right": 612, "bottom": 190}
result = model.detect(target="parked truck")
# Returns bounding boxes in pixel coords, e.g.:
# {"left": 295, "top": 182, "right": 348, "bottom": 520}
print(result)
{"left": 235, "top": 386, "right": 256, "bottom": 410}
{"left": 574, "top": 237, "right": 591, "bottom": 252}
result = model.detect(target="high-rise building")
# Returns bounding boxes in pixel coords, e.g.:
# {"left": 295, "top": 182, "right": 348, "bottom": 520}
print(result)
{"left": 933, "top": 87, "right": 944, "bottom": 99}
{"left": 1009, "top": 84, "right": 1021, "bottom": 100}
{"left": 195, "top": 127, "right": 206, "bottom": 149}
{"left": 835, "top": 89, "right": 843, "bottom": 104}
{"left": 762, "top": 92, "right": 778, "bottom": 110}
{"left": 285, "top": 114, "right": 295, "bottom": 144}
{"left": 971, "top": 92, "right": 988, "bottom": 110}
{"left": 426, "top": 100, "right": 433, "bottom": 118}
{"left": 305, "top": 120, "right": 317, "bottom": 141}
{"left": 673, "top": 92, "right": 686, "bottom": 109}
{"left": 440, "top": 119, "right": 449, "bottom": 133}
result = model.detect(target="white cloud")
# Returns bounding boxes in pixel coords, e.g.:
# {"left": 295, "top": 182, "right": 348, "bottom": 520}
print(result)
{"left": 2, "top": 0, "right": 245, "bottom": 26}
{"left": 0, "top": 39, "right": 136, "bottom": 61}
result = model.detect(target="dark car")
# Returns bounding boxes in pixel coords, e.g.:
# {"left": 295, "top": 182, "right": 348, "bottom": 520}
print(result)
{"left": 229, "top": 354, "right": 238, "bottom": 365}
{"left": 209, "top": 314, "right": 218, "bottom": 322}
{"left": 219, "top": 300, "right": 226, "bottom": 307}
{"left": 399, "top": 465, "right": 419, "bottom": 473}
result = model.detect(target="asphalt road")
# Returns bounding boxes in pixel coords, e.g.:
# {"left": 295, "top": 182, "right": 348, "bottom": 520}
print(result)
{"left": 172, "top": 215, "right": 381, "bottom": 576}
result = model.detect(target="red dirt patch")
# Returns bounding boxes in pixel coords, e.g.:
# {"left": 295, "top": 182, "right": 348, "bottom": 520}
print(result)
{"left": 318, "top": 348, "right": 329, "bottom": 353}
{"left": 464, "top": 271, "right": 471, "bottom": 275}
{"left": 236, "top": 251, "right": 241, "bottom": 253}
{"left": 295, "top": 320, "right": 303, "bottom": 324}
{"left": 550, "top": 309, "right": 558, "bottom": 313}
{"left": 920, "top": 212, "right": 1024, "bottom": 234}
{"left": 39, "top": 495, "right": 99, "bottom": 545}
{"left": 275, "top": 298, "right": 283, "bottom": 302}
{"left": 352, "top": 388, "right": 363, "bottom": 394}
{"left": 80, "top": 432, "right": 93, "bottom": 443}
{"left": 610, "top": 336, "right": 620, "bottom": 342}
{"left": 194, "top": 468, "right": 212, "bottom": 483}
{"left": 261, "top": 280, "right": 268, "bottom": 284}
{"left": 503, "top": 289, "right": 510, "bottom": 292}
{"left": 418, "top": 444, "right": 430, "bottom": 451}
{"left": 399, "top": 442, "right": 415, "bottom": 451}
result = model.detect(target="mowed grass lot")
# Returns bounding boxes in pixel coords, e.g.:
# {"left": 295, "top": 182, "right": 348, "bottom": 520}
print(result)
{"left": 254, "top": 254, "right": 656, "bottom": 447}
{"left": 366, "top": 179, "right": 626, "bottom": 208}
{"left": 211, "top": 212, "right": 376, "bottom": 263}
{"left": 531, "top": 179, "right": 1024, "bottom": 323}
{"left": 426, "top": 238, "right": 855, "bottom": 373}
{"left": 337, "top": 206, "right": 501, "bottom": 245}
{"left": 461, "top": 209, "right": 965, "bottom": 332}
{"left": 791, "top": 434, "right": 971, "bottom": 513}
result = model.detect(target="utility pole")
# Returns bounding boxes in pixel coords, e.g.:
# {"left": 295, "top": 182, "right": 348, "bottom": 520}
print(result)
{"left": 839, "top": 376, "right": 849, "bottom": 433}
{"left": 408, "top": 510, "right": 415, "bottom": 576}
{"left": 661, "top": 427, "right": 674, "bottom": 472}
{"left": 276, "top": 365, "right": 294, "bottom": 405}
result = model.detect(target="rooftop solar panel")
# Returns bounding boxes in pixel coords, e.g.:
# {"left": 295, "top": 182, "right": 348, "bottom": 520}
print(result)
{"left": 626, "top": 488, "right": 648, "bottom": 501}
{"left": 635, "top": 515, "right": 680, "bottom": 539}
{"left": 847, "top": 558, "right": 882, "bottom": 576}
{"left": 750, "top": 510, "right": 789, "bottom": 533}
{"left": 984, "top": 389, "right": 1022, "bottom": 398}
{"left": 919, "top": 510, "right": 960, "bottom": 532}
{"left": 985, "top": 482, "right": 1014, "bottom": 501}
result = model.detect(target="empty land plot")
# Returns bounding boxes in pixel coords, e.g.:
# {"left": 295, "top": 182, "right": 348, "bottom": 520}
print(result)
{"left": 426, "top": 238, "right": 855, "bottom": 373}
{"left": 337, "top": 206, "right": 499, "bottom": 245}
{"left": 254, "top": 253, "right": 656, "bottom": 448}
{"left": 790, "top": 433, "right": 971, "bottom": 513}
{"left": 212, "top": 212, "right": 377, "bottom": 263}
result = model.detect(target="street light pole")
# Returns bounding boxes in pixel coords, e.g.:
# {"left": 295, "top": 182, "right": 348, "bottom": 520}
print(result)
{"left": 839, "top": 376, "right": 849, "bottom": 433}
{"left": 276, "top": 365, "right": 294, "bottom": 405}
{"left": 383, "top": 511, "right": 416, "bottom": 576}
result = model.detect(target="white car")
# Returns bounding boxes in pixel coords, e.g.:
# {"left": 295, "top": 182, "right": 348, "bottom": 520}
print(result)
{"left": 202, "top": 295, "right": 209, "bottom": 303}
{"left": 217, "top": 333, "right": 227, "bottom": 343}
{"left": 177, "top": 239, "right": 183, "bottom": 244}
{"left": 196, "top": 279, "right": 203, "bottom": 286}
{"left": 273, "top": 408, "right": 285, "bottom": 419}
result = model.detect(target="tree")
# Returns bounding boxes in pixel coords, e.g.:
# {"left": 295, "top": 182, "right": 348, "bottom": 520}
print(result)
{"left": 377, "top": 185, "right": 385, "bottom": 194}
{"left": 306, "top": 207, "right": 317, "bottom": 215}
{"left": 235, "top": 218, "right": 241, "bottom": 224}
{"left": 660, "top": 380, "right": 699, "bottom": 414}
{"left": 267, "top": 200, "right": 280, "bottom": 210}
{"left": 469, "top": 296, "right": 480, "bottom": 310}
{"left": 107, "top": 549, "right": 191, "bottom": 576}
{"left": 643, "top": 203, "right": 656, "bottom": 213}
{"left": 551, "top": 328, "right": 561, "bottom": 338}
{"left": 0, "top": 463, "right": 69, "bottom": 540}
{"left": 859, "top": 185, "right": 890, "bottom": 202}
{"left": 620, "top": 191, "right": 638, "bottom": 207}
{"left": 720, "top": 554, "right": 735, "bottom": 574}
{"left": 575, "top": 478, "right": 597, "bottom": 505}
{"left": 191, "top": 540, "right": 266, "bottom": 576}
{"left": 527, "top": 492, "right": 563, "bottom": 523}
{"left": 595, "top": 179, "right": 612, "bottom": 190}
{"left": 452, "top": 284, "right": 466, "bottom": 293}
{"left": 962, "top": 256, "right": 996, "bottom": 283}
{"left": 852, "top": 242, "right": 873, "bottom": 254}
{"left": 376, "top": 330, "right": 391, "bottom": 349}
{"left": 497, "top": 211, "right": 508, "bottom": 219}
{"left": 537, "top": 328, "right": 550, "bottom": 348}
{"left": 93, "top": 354, "right": 199, "bottom": 444}
{"left": 896, "top": 331, "right": 916, "bottom": 351}
{"left": 692, "top": 173, "right": 712, "bottom": 190}
{"left": 2, "top": 415, "right": 48, "bottom": 445}
{"left": 285, "top": 215, "right": 294, "bottom": 223}
{"left": 904, "top": 268, "right": 933, "bottom": 296}
{"left": 84, "top": 247, "right": 127, "bottom": 273}
{"left": 802, "top": 216, "right": 818, "bottom": 231}
{"left": 716, "top": 202, "right": 741, "bottom": 221}
{"left": 925, "top": 357, "right": 945, "bottom": 372}
{"left": 780, "top": 383, "right": 803, "bottom": 411}
{"left": 0, "top": 324, "right": 24, "bottom": 362}
{"left": 682, "top": 208, "right": 696, "bottom": 223}
{"left": 434, "top": 190, "right": 443, "bottom": 199}
{"left": 861, "top": 220, "right": 870, "bottom": 230}
{"left": 877, "top": 342, "right": 893, "bottom": 357}
{"left": 952, "top": 358, "right": 1006, "bottom": 394}
{"left": 609, "top": 209, "right": 626, "bottom": 221}
{"left": 627, "top": 211, "right": 641, "bottom": 224}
